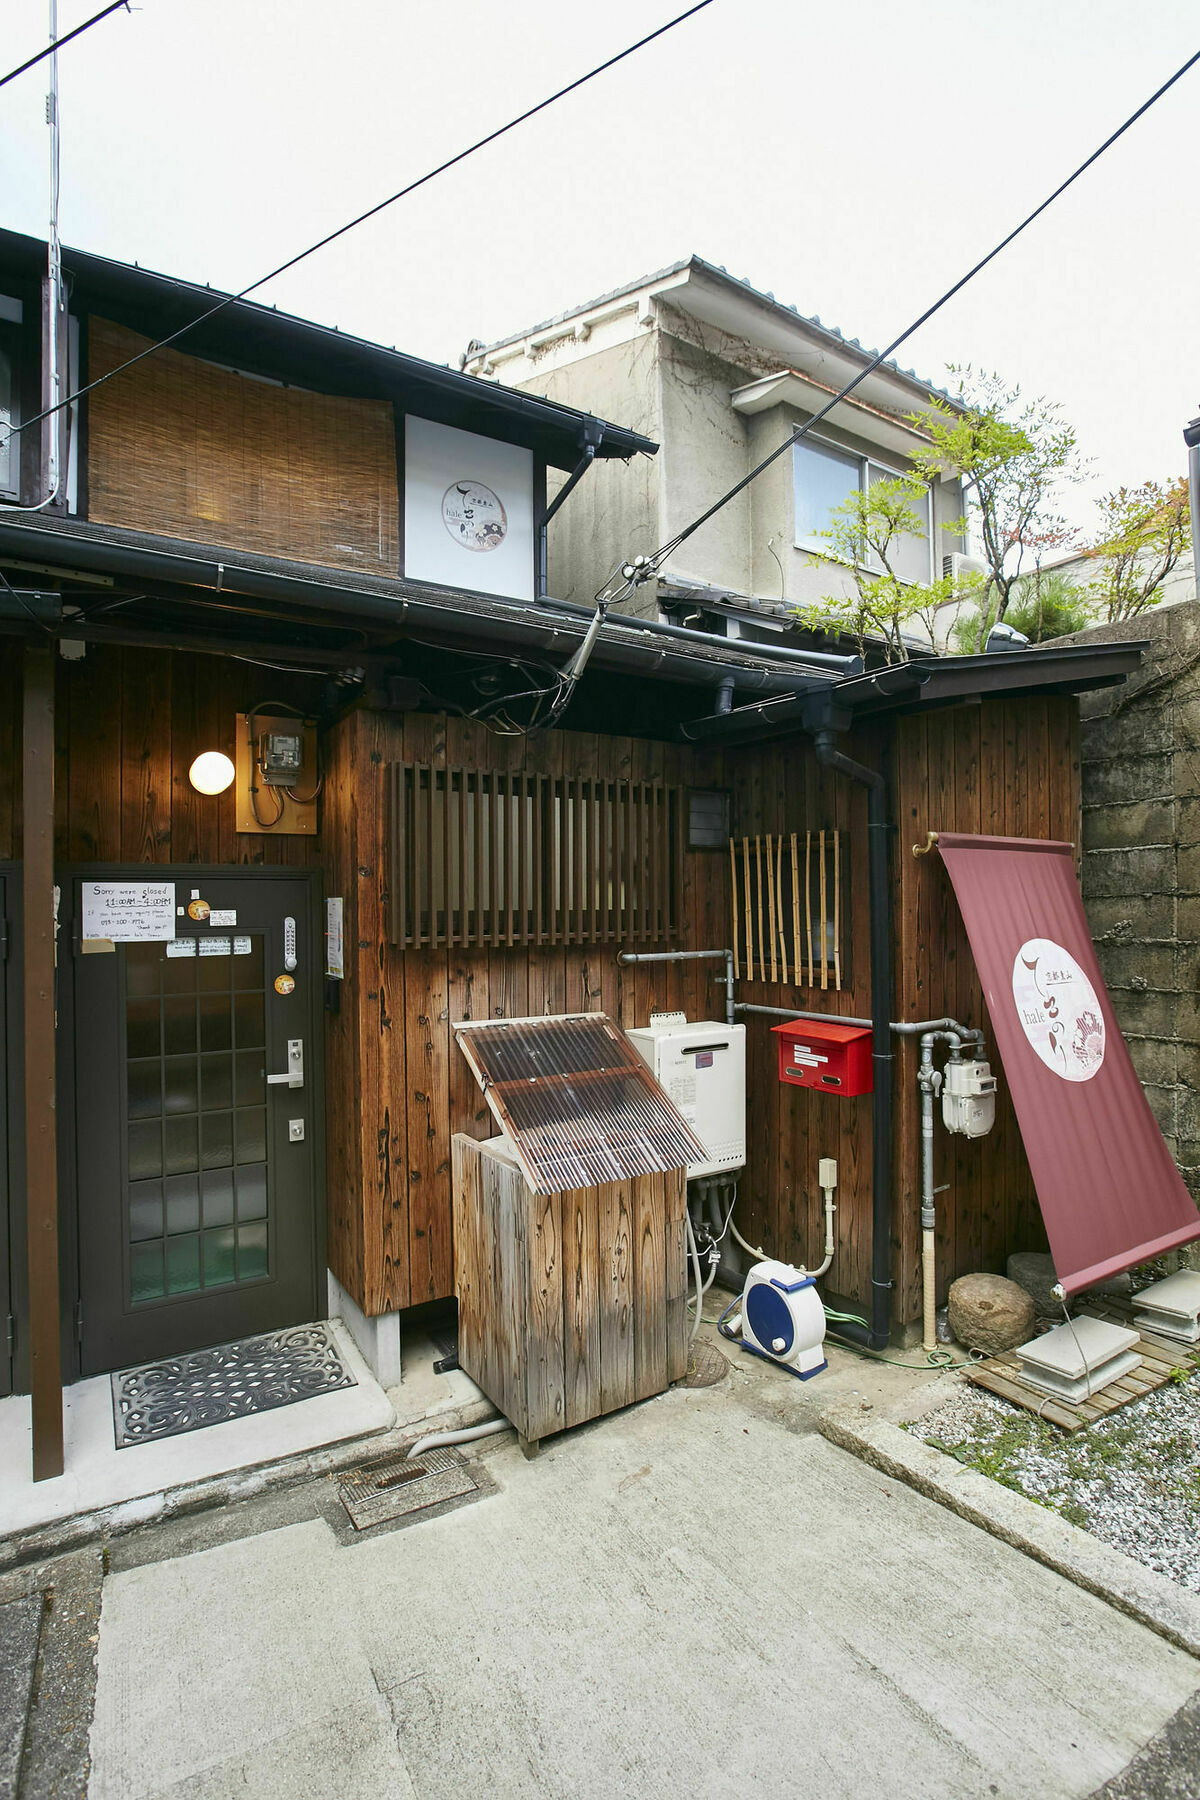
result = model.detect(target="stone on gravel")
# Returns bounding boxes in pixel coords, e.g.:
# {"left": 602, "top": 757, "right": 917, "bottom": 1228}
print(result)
{"left": 948, "top": 1272, "right": 1035, "bottom": 1354}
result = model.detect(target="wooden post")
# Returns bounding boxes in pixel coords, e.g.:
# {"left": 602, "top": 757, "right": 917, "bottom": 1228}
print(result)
{"left": 23, "top": 646, "right": 63, "bottom": 1481}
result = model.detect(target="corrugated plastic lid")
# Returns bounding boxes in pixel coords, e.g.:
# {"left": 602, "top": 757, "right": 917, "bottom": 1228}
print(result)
{"left": 938, "top": 833, "right": 1200, "bottom": 1296}
{"left": 454, "top": 1013, "right": 705, "bottom": 1195}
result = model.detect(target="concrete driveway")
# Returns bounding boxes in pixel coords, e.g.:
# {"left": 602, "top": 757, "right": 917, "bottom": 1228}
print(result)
{"left": 82, "top": 1344, "right": 1200, "bottom": 1800}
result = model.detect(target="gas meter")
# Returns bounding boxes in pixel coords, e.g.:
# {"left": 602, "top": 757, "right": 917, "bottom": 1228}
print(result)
{"left": 942, "top": 1058, "right": 997, "bottom": 1138}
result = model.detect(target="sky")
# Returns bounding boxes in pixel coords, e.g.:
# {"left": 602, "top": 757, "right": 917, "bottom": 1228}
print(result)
{"left": 2, "top": 0, "right": 1197, "bottom": 544}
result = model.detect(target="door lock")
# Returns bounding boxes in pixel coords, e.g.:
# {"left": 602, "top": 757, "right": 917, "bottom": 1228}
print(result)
{"left": 267, "top": 1038, "right": 304, "bottom": 1089}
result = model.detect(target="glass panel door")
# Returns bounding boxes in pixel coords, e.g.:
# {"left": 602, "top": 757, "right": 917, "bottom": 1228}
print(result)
{"left": 70, "top": 873, "right": 319, "bottom": 1375}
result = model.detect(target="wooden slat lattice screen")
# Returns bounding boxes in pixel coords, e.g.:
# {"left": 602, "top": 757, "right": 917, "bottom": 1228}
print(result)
{"left": 388, "top": 764, "right": 679, "bottom": 949}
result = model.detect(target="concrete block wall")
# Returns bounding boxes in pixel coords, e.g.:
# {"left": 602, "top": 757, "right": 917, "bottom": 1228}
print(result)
{"left": 1068, "top": 602, "right": 1200, "bottom": 1203}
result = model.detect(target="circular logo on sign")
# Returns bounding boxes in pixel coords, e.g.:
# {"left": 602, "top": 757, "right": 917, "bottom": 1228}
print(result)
{"left": 187, "top": 899, "right": 211, "bottom": 922}
{"left": 274, "top": 974, "right": 295, "bottom": 996}
{"left": 1011, "top": 938, "right": 1105, "bottom": 1082}
{"left": 441, "top": 480, "right": 507, "bottom": 552}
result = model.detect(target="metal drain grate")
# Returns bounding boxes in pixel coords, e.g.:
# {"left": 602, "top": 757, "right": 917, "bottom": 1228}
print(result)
{"left": 337, "top": 1445, "right": 478, "bottom": 1531}
{"left": 682, "top": 1343, "right": 729, "bottom": 1388}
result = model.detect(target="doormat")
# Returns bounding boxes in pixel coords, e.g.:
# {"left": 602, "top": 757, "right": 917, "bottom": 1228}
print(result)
{"left": 111, "top": 1323, "right": 356, "bottom": 1448}
{"left": 337, "top": 1445, "right": 478, "bottom": 1531}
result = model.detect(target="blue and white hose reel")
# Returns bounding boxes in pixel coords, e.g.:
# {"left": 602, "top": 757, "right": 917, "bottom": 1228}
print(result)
{"left": 733, "top": 1259, "right": 827, "bottom": 1379}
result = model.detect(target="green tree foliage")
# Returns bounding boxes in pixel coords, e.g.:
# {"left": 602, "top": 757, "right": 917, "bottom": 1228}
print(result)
{"left": 1083, "top": 476, "right": 1192, "bottom": 622}
{"left": 797, "top": 473, "right": 979, "bottom": 661}
{"left": 910, "top": 368, "right": 1082, "bottom": 652}
{"left": 949, "top": 570, "right": 1092, "bottom": 652}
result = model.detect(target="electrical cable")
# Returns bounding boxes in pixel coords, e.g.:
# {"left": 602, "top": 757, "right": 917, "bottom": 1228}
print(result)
{"left": 8, "top": 0, "right": 716, "bottom": 446}
{"left": 0, "top": 566, "right": 54, "bottom": 633}
{"left": 0, "top": 0, "right": 129, "bottom": 90}
{"left": 602, "top": 42, "right": 1200, "bottom": 605}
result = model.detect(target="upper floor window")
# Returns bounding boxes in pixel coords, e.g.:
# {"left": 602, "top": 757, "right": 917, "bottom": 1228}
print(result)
{"left": 0, "top": 298, "right": 22, "bottom": 500}
{"left": 794, "top": 436, "right": 932, "bottom": 585}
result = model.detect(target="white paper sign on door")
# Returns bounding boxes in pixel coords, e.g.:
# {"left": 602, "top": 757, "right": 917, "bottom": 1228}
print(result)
{"left": 81, "top": 881, "right": 175, "bottom": 944}
{"left": 326, "top": 896, "right": 344, "bottom": 979}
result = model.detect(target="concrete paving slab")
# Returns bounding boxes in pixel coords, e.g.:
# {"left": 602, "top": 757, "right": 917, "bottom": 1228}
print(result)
{"left": 819, "top": 1398, "right": 1200, "bottom": 1660}
{"left": 89, "top": 1377, "right": 1200, "bottom": 1800}
{"left": 19, "top": 1549, "right": 103, "bottom": 1800}
{"left": 0, "top": 1593, "right": 41, "bottom": 1799}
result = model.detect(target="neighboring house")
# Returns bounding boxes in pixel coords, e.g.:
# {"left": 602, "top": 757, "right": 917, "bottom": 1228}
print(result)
{"left": 1045, "top": 543, "right": 1197, "bottom": 615}
{"left": 0, "top": 228, "right": 1148, "bottom": 1484}
{"left": 461, "top": 256, "right": 969, "bottom": 647}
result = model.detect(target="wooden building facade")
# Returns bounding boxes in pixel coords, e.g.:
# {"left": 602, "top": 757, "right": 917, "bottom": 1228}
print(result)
{"left": 0, "top": 226, "right": 1145, "bottom": 1479}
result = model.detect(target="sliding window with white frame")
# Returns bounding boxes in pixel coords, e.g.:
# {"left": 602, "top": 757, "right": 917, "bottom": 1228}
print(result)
{"left": 793, "top": 434, "right": 932, "bottom": 584}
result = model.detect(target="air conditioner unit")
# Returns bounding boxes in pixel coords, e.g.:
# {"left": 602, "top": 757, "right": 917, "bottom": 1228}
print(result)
{"left": 626, "top": 1013, "right": 745, "bottom": 1179}
{"left": 942, "top": 552, "right": 988, "bottom": 584}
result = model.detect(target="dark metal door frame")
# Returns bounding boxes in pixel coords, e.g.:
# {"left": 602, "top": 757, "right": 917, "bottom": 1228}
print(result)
{"left": 56, "top": 864, "right": 325, "bottom": 1382}
{"left": 0, "top": 865, "right": 22, "bottom": 1398}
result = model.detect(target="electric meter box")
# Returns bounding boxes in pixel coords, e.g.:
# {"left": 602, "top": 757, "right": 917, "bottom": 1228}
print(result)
{"left": 771, "top": 1019, "right": 873, "bottom": 1096}
{"left": 626, "top": 1014, "right": 745, "bottom": 1179}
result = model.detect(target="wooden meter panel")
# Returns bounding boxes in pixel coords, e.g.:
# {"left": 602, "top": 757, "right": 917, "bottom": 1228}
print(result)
{"left": 235, "top": 712, "right": 319, "bottom": 836}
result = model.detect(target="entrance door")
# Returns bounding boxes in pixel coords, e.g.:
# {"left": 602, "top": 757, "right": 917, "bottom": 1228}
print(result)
{"left": 70, "top": 873, "right": 321, "bottom": 1375}
{"left": 0, "top": 870, "right": 14, "bottom": 1397}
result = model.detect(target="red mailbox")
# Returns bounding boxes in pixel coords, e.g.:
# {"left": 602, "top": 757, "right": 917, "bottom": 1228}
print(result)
{"left": 771, "top": 1019, "right": 873, "bottom": 1096}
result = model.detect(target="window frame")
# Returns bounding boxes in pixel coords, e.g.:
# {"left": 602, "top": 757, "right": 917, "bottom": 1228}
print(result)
{"left": 0, "top": 314, "right": 22, "bottom": 502}
{"left": 793, "top": 429, "right": 934, "bottom": 585}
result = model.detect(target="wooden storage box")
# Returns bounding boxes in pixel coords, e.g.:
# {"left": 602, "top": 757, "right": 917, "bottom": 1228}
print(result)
{"left": 452, "top": 1134, "right": 688, "bottom": 1446}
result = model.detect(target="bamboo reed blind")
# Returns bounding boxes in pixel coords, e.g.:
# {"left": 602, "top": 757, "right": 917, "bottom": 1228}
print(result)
{"left": 729, "top": 830, "right": 846, "bottom": 990}
{"left": 86, "top": 317, "right": 400, "bottom": 573}
{"left": 388, "top": 763, "right": 679, "bottom": 949}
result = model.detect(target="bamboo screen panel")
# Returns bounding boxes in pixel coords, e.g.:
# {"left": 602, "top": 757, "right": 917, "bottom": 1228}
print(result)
{"left": 388, "top": 763, "right": 679, "bottom": 949}
{"left": 455, "top": 1014, "right": 705, "bottom": 1193}
{"left": 729, "top": 830, "right": 847, "bottom": 990}
{"left": 86, "top": 317, "right": 400, "bottom": 573}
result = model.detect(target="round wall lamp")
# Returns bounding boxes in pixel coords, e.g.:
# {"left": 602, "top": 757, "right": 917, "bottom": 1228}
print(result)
{"left": 188, "top": 751, "right": 236, "bottom": 796}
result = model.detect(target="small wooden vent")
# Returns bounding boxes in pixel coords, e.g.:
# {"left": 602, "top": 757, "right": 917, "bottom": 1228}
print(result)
{"left": 387, "top": 764, "right": 679, "bottom": 949}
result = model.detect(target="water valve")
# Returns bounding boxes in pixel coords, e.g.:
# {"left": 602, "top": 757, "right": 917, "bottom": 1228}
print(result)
{"left": 942, "top": 1058, "right": 997, "bottom": 1138}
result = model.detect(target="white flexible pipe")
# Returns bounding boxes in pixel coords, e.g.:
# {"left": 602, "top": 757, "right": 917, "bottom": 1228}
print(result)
{"left": 728, "top": 1214, "right": 768, "bottom": 1263}
{"left": 728, "top": 1186, "right": 834, "bottom": 1277}
{"left": 685, "top": 1209, "right": 705, "bottom": 1341}
{"left": 405, "top": 1418, "right": 510, "bottom": 1459}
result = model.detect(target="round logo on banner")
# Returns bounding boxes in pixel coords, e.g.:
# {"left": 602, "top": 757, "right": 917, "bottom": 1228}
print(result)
{"left": 1011, "top": 938, "right": 1105, "bottom": 1082}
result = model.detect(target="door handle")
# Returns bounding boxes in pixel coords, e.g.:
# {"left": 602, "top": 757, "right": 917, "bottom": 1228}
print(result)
{"left": 267, "top": 1038, "right": 304, "bottom": 1089}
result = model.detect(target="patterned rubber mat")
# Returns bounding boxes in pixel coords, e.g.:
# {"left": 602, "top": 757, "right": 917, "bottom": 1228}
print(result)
{"left": 111, "top": 1323, "right": 356, "bottom": 1448}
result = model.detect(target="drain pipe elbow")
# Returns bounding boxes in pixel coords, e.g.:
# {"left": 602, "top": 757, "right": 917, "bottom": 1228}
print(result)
{"left": 406, "top": 1418, "right": 511, "bottom": 1459}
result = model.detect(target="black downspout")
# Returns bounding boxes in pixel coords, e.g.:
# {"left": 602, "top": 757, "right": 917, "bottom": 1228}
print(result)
{"left": 812, "top": 727, "right": 893, "bottom": 1351}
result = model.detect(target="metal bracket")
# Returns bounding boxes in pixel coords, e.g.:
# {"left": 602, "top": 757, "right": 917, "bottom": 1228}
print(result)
{"left": 912, "top": 831, "right": 940, "bottom": 857}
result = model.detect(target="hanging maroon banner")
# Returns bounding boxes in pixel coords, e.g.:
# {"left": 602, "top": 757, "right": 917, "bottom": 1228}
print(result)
{"left": 937, "top": 833, "right": 1200, "bottom": 1296}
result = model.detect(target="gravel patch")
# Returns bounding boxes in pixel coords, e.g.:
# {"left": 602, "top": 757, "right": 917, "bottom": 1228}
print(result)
{"left": 909, "top": 1362, "right": 1200, "bottom": 1591}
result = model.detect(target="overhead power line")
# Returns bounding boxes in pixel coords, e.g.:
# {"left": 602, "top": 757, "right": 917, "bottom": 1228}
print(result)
{"left": 0, "top": 0, "right": 130, "bottom": 91}
{"left": 616, "top": 41, "right": 1200, "bottom": 596}
{"left": 8, "top": 0, "right": 715, "bottom": 443}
